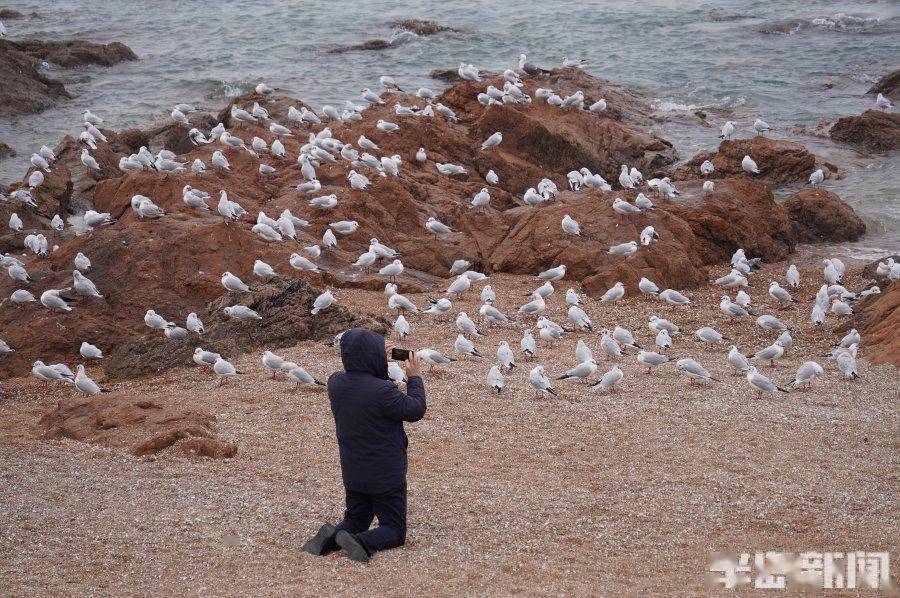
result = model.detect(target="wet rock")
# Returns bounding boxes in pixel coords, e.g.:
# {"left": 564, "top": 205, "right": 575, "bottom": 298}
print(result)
{"left": 327, "top": 39, "right": 393, "bottom": 54}
{"left": 861, "top": 254, "right": 899, "bottom": 282}
{"left": 829, "top": 109, "right": 900, "bottom": 152}
{"left": 868, "top": 69, "right": 900, "bottom": 101}
{"left": 0, "top": 38, "right": 136, "bottom": 116}
{"left": 675, "top": 137, "right": 827, "bottom": 185}
{"left": 0, "top": 8, "right": 40, "bottom": 19}
{"left": 388, "top": 19, "right": 459, "bottom": 35}
{"left": 39, "top": 393, "right": 234, "bottom": 458}
{"left": 5, "top": 38, "right": 137, "bottom": 68}
{"left": 143, "top": 112, "right": 218, "bottom": 155}
{"left": 0, "top": 139, "right": 15, "bottom": 159}
{"left": 783, "top": 188, "right": 866, "bottom": 243}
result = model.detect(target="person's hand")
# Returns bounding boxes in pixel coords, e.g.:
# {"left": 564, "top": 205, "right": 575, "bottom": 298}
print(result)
{"left": 405, "top": 351, "right": 421, "bottom": 378}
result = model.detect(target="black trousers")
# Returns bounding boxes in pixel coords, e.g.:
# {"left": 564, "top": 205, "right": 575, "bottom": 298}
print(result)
{"left": 334, "top": 482, "right": 407, "bottom": 554}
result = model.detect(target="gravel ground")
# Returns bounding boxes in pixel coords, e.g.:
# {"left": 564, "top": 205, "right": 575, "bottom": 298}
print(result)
{"left": 0, "top": 255, "right": 897, "bottom": 596}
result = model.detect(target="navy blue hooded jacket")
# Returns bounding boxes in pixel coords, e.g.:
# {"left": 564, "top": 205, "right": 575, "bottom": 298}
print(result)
{"left": 328, "top": 328, "right": 427, "bottom": 494}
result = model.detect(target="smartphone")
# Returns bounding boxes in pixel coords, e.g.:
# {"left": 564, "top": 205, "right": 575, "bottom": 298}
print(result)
{"left": 391, "top": 348, "right": 411, "bottom": 361}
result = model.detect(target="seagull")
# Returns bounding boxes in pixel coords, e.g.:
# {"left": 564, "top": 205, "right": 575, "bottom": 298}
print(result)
{"left": 417, "top": 349, "right": 457, "bottom": 370}
{"left": 750, "top": 340, "right": 787, "bottom": 367}
{"left": 756, "top": 314, "right": 789, "bottom": 332}
{"left": 557, "top": 359, "right": 597, "bottom": 384}
{"left": 529, "top": 365, "right": 557, "bottom": 398}
{"left": 186, "top": 313, "right": 204, "bottom": 335}
{"left": 394, "top": 315, "right": 411, "bottom": 340}
{"left": 380, "top": 75, "right": 403, "bottom": 92}
{"left": 454, "top": 311, "right": 483, "bottom": 337}
{"left": 262, "top": 351, "right": 285, "bottom": 377}
{"left": 567, "top": 305, "right": 593, "bottom": 331}
{"left": 389, "top": 293, "right": 419, "bottom": 313}
{"left": 741, "top": 155, "right": 760, "bottom": 174}
{"left": 561, "top": 214, "right": 581, "bottom": 236}
{"left": 836, "top": 345, "right": 860, "bottom": 379}
{"left": 719, "top": 121, "right": 735, "bottom": 139}
{"left": 636, "top": 351, "right": 672, "bottom": 374}
{"left": 676, "top": 358, "right": 719, "bottom": 385}
{"left": 193, "top": 348, "right": 221, "bottom": 368}
{"left": 790, "top": 361, "right": 824, "bottom": 389}
{"left": 32, "top": 361, "right": 66, "bottom": 384}
{"left": 696, "top": 326, "right": 726, "bottom": 343}
{"left": 700, "top": 160, "right": 714, "bottom": 175}
{"left": 746, "top": 366, "right": 788, "bottom": 398}
{"left": 875, "top": 93, "right": 892, "bottom": 111}
{"left": 426, "top": 217, "right": 454, "bottom": 235}
{"left": 73, "top": 271, "right": 103, "bottom": 298}
{"left": 41, "top": 289, "right": 73, "bottom": 311}
{"left": 486, "top": 366, "right": 505, "bottom": 393}
{"left": 640, "top": 226, "right": 660, "bottom": 246}
{"left": 767, "top": 279, "right": 795, "bottom": 303}
{"left": 536, "top": 265, "right": 566, "bottom": 281}
{"left": 455, "top": 334, "right": 482, "bottom": 359}
{"left": 612, "top": 198, "right": 641, "bottom": 215}
{"left": 311, "top": 290, "right": 334, "bottom": 314}
{"left": 520, "top": 330, "right": 537, "bottom": 359}
{"left": 566, "top": 288, "right": 581, "bottom": 305}
{"left": 618, "top": 165, "right": 635, "bottom": 189}
{"left": 213, "top": 357, "right": 242, "bottom": 385}
{"left": 753, "top": 118, "right": 771, "bottom": 136}
{"left": 446, "top": 275, "right": 471, "bottom": 298}
{"left": 601, "top": 282, "right": 625, "bottom": 303}
{"left": 589, "top": 365, "right": 624, "bottom": 393}
{"left": 608, "top": 241, "right": 638, "bottom": 256}
{"left": 224, "top": 305, "right": 262, "bottom": 321}
{"left": 80, "top": 149, "right": 100, "bottom": 171}
{"left": 786, "top": 264, "right": 800, "bottom": 287}
{"left": 80, "top": 342, "right": 103, "bottom": 360}
{"left": 589, "top": 98, "right": 607, "bottom": 113}
{"left": 480, "top": 132, "right": 502, "bottom": 151}
{"left": 286, "top": 366, "right": 325, "bottom": 388}
{"left": 659, "top": 289, "right": 692, "bottom": 307}
{"left": 639, "top": 277, "right": 660, "bottom": 296}
{"left": 613, "top": 326, "right": 641, "bottom": 351}
{"left": 809, "top": 169, "right": 824, "bottom": 186}
{"left": 221, "top": 271, "right": 250, "bottom": 293}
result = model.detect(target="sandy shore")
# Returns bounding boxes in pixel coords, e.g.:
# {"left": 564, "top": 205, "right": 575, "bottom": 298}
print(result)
{"left": 0, "top": 253, "right": 897, "bottom": 595}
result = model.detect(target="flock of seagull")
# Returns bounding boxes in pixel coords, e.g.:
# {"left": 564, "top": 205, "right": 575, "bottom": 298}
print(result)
{"left": 1, "top": 52, "right": 893, "bottom": 401}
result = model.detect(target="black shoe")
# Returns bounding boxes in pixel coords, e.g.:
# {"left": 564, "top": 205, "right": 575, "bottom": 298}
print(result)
{"left": 335, "top": 530, "right": 370, "bottom": 563}
{"left": 301, "top": 523, "right": 337, "bottom": 556}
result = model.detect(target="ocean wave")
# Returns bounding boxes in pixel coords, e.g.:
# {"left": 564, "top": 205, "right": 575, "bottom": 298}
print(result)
{"left": 199, "top": 79, "right": 255, "bottom": 100}
{"left": 758, "top": 13, "right": 883, "bottom": 35}
{"left": 651, "top": 99, "right": 701, "bottom": 112}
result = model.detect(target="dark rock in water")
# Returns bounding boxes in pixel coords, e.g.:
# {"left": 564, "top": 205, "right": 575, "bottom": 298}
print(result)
{"left": 4, "top": 38, "right": 137, "bottom": 68}
{"left": 675, "top": 137, "right": 830, "bottom": 185}
{"left": 0, "top": 38, "right": 137, "bottom": 116}
{"left": 329, "top": 19, "right": 458, "bottom": 54}
{"left": 782, "top": 188, "right": 866, "bottom": 243}
{"left": 829, "top": 109, "right": 900, "bottom": 152}
{"left": 388, "top": 19, "right": 459, "bottom": 35}
{"left": 0, "top": 8, "right": 40, "bottom": 19}
{"left": 328, "top": 39, "right": 393, "bottom": 54}
{"left": 868, "top": 69, "right": 900, "bottom": 100}
{"left": 0, "top": 139, "right": 15, "bottom": 159}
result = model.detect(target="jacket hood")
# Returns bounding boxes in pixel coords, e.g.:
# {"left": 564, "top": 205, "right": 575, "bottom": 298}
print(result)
{"left": 340, "top": 328, "right": 389, "bottom": 379}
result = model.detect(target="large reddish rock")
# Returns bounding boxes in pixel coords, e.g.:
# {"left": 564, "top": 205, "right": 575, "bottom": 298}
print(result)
{"left": 0, "top": 71, "right": 851, "bottom": 378}
{"left": 675, "top": 137, "right": 829, "bottom": 185}
{"left": 39, "top": 393, "right": 236, "bottom": 458}
{"left": 488, "top": 178, "right": 794, "bottom": 296}
{"left": 829, "top": 109, "right": 900, "bottom": 152}
{"left": 783, "top": 188, "right": 866, "bottom": 243}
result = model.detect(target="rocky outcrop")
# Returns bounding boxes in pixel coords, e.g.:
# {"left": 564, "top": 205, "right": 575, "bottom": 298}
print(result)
{"left": 388, "top": 20, "right": 460, "bottom": 35}
{"left": 675, "top": 137, "right": 830, "bottom": 185}
{"left": 829, "top": 109, "right": 900, "bottom": 152}
{"left": 105, "top": 278, "right": 388, "bottom": 380}
{"left": 783, "top": 188, "right": 866, "bottom": 243}
{"left": 0, "top": 38, "right": 136, "bottom": 116}
{"left": 39, "top": 393, "right": 236, "bottom": 458}
{"left": 836, "top": 280, "right": 899, "bottom": 367}
{"left": 868, "top": 69, "right": 900, "bottom": 100}
{"left": 0, "top": 70, "right": 861, "bottom": 378}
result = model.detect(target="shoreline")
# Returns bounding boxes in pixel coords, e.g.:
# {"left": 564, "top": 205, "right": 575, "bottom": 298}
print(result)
{"left": 0, "top": 250, "right": 896, "bottom": 594}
